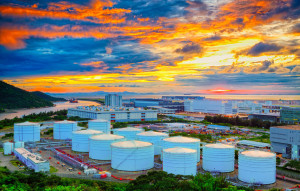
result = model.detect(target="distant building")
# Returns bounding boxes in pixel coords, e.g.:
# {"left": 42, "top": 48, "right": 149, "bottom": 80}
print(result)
{"left": 14, "top": 148, "right": 50, "bottom": 172}
{"left": 184, "top": 99, "right": 233, "bottom": 114}
{"left": 280, "top": 107, "right": 300, "bottom": 124}
{"left": 105, "top": 94, "right": 122, "bottom": 107}
{"left": 270, "top": 125, "right": 300, "bottom": 160}
{"left": 68, "top": 106, "right": 158, "bottom": 122}
{"left": 248, "top": 114, "right": 280, "bottom": 123}
{"left": 131, "top": 98, "right": 184, "bottom": 112}
{"left": 232, "top": 101, "right": 263, "bottom": 114}
{"left": 147, "top": 106, "right": 176, "bottom": 114}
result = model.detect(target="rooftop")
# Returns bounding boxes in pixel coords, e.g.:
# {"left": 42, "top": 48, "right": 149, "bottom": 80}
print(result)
{"left": 241, "top": 150, "right": 275, "bottom": 158}
{"left": 164, "top": 147, "right": 196, "bottom": 154}
{"left": 14, "top": 148, "right": 48, "bottom": 163}
{"left": 111, "top": 140, "right": 153, "bottom": 148}
{"left": 271, "top": 125, "right": 300, "bottom": 130}
{"left": 137, "top": 131, "right": 169, "bottom": 137}
{"left": 237, "top": 140, "right": 270, "bottom": 148}
{"left": 73, "top": 129, "right": 103, "bottom": 134}
{"left": 163, "top": 136, "right": 200, "bottom": 143}
{"left": 205, "top": 143, "right": 234, "bottom": 149}
{"left": 54, "top": 120, "right": 76, "bottom": 124}
{"left": 15, "top": 121, "right": 39, "bottom": 126}
{"left": 90, "top": 134, "right": 124, "bottom": 140}
{"left": 114, "top": 127, "right": 143, "bottom": 132}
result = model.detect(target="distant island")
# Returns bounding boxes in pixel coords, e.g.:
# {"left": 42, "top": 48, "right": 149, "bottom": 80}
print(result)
{"left": 0, "top": 81, "right": 66, "bottom": 112}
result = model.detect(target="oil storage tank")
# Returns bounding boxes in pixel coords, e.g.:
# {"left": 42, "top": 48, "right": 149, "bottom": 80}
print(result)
{"left": 14, "top": 121, "right": 40, "bottom": 142}
{"left": 137, "top": 131, "right": 169, "bottom": 155}
{"left": 53, "top": 120, "right": 77, "bottom": 140}
{"left": 14, "top": 142, "right": 25, "bottom": 148}
{"left": 113, "top": 127, "right": 144, "bottom": 140}
{"left": 88, "top": 119, "right": 111, "bottom": 134}
{"left": 162, "top": 136, "right": 200, "bottom": 161}
{"left": 203, "top": 144, "right": 235, "bottom": 172}
{"left": 163, "top": 147, "right": 197, "bottom": 176}
{"left": 72, "top": 130, "right": 103, "bottom": 152}
{"left": 238, "top": 150, "right": 276, "bottom": 184}
{"left": 89, "top": 134, "right": 126, "bottom": 160}
{"left": 111, "top": 140, "right": 154, "bottom": 171}
{"left": 4, "top": 142, "right": 14, "bottom": 155}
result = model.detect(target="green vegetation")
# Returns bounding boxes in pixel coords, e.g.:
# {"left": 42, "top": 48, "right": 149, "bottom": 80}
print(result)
{"left": 10, "top": 160, "right": 22, "bottom": 167}
{"left": 31, "top": 91, "right": 66, "bottom": 102}
{"left": 276, "top": 157, "right": 281, "bottom": 165}
{"left": 0, "top": 110, "right": 91, "bottom": 130}
{"left": 0, "top": 148, "right": 3, "bottom": 153}
{"left": 49, "top": 166, "right": 58, "bottom": 173}
{"left": 44, "top": 129, "right": 53, "bottom": 136}
{"left": 0, "top": 108, "right": 5, "bottom": 113}
{"left": 283, "top": 160, "right": 300, "bottom": 171}
{"left": 204, "top": 115, "right": 284, "bottom": 129}
{"left": 241, "top": 133, "right": 270, "bottom": 143}
{"left": 1, "top": 133, "right": 14, "bottom": 139}
{"left": 0, "top": 81, "right": 54, "bottom": 110}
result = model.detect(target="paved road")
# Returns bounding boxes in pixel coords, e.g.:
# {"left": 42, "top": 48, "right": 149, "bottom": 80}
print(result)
{"left": 0, "top": 153, "right": 19, "bottom": 171}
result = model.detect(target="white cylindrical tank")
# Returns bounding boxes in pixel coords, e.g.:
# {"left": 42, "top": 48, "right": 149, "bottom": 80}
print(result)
{"left": 111, "top": 140, "right": 154, "bottom": 171}
{"left": 162, "top": 136, "right": 200, "bottom": 162}
{"left": 203, "top": 144, "right": 235, "bottom": 172}
{"left": 113, "top": 127, "right": 144, "bottom": 140}
{"left": 89, "top": 134, "right": 126, "bottom": 160}
{"left": 14, "top": 121, "right": 40, "bottom": 142}
{"left": 238, "top": 150, "right": 276, "bottom": 184}
{"left": 137, "top": 131, "right": 169, "bottom": 155}
{"left": 53, "top": 120, "right": 77, "bottom": 140}
{"left": 163, "top": 147, "right": 197, "bottom": 176}
{"left": 14, "top": 142, "right": 25, "bottom": 148}
{"left": 88, "top": 119, "right": 111, "bottom": 134}
{"left": 72, "top": 130, "right": 103, "bottom": 152}
{"left": 4, "top": 142, "right": 14, "bottom": 155}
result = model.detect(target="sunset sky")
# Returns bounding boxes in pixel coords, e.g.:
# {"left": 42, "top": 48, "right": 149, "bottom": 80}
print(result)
{"left": 0, "top": 0, "right": 299, "bottom": 94}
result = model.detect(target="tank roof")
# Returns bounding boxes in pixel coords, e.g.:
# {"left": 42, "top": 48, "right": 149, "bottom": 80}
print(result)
{"left": 55, "top": 120, "right": 76, "bottom": 124}
{"left": 15, "top": 121, "right": 39, "bottom": 126}
{"left": 114, "top": 127, "right": 143, "bottom": 132}
{"left": 73, "top": 129, "right": 103, "bottom": 134}
{"left": 205, "top": 143, "right": 234, "bottom": 149}
{"left": 163, "top": 136, "right": 200, "bottom": 143}
{"left": 164, "top": 147, "right": 196, "bottom": 153}
{"left": 89, "top": 119, "right": 109, "bottom": 122}
{"left": 90, "top": 134, "right": 124, "bottom": 140}
{"left": 241, "top": 150, "right": 275, "bottom": 158}
{"left": 111, "top": 140, "right": 152, "bottom": 148}
{"left": 137, "top": 131, "right": 168, "bottom": 136}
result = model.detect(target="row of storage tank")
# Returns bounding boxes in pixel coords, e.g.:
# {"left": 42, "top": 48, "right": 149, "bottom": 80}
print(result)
{"left": 12, "top": 120, "right": 276, "bottom": 184}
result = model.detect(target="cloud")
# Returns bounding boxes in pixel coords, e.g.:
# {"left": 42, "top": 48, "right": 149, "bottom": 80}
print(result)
{"left": 203, "top": 35, "right": 221, "bottom": 41}
{"left": 99, "top": 84, "right": 141, "bottom": 87}
{"left": 175, "top": 42, "right": 202, "bottom": 54}
{"left": 291, "top": 65, "right": 300, "bottom": 73}
{"left": 246, "top": 42, "right": 282, "bottom": 56}
{"left": 244, "top": 60, "right": 290, "bottom": 74}
{"left": 105, "top": 47, "right": 112, "bottom": 54}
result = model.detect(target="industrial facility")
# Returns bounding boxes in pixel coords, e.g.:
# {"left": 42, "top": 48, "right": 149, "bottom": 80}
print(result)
{"left": 67, "top": 106, "right": 158, "bottom": 122}
{"left": 53, "top": 120, "right": 77, "bottom": 140}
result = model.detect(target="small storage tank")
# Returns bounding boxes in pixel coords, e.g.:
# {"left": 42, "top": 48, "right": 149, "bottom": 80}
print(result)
{"left": 89, "top": 134, "right": 126, "bottom": 160}
{"left": 88, "top": 119, "right": 111, "bottom": 134}
{"left": 111, "top": 140, "right": 154, "bottom": 171}
{"left": 162, "top": 136, "right": 200, "bottom": 161}
{"left": 238, "top": 150, "right": 276, "bottom": 184}
{"left": 4, "top": 142, "right": 14, "bottom": 155}
{"left": 113, "top": 127, "right": 144, "bottom": 140}
{"left": 203, "top": 144, "right": 235, "bottom": 172}
{"left": 14, "top": 121, "right": 40, "bottom": 142}
{"left": 53, "top": 120, "right": 77, "bottom": 140}
{"left": 14, "top": 141, "right": 25, "bottom": 148}
{"left": 163, "top": 147, "right": 197, "bottom": 176}
{"left": 72, "top": 130, "right": 103, "bottom": 152}
{"left": 137, "top": 131, "right": 169, "bottom": 155}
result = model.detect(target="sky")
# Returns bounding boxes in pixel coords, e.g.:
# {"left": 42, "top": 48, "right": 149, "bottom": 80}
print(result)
{"left": 0, "top": 0, "right": 299, "bottom": 95}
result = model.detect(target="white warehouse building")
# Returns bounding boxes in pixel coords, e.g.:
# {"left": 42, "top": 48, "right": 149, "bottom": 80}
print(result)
{"left": 184, "top": 100, "right": 233, "bottom": 114}
{"left": 68, "top": 106, "right": 158, "bottom": 122}
{"left": 14, "top": 148, "right": 50, "bottom": 172}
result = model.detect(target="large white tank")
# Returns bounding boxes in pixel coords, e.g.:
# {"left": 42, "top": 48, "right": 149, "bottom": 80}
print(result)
{"left": 88, "top": 119, "right": 111, "bottom": 134}
{"left": 203, "top": 144, "right": 235, "bottom": 172}
{"left": 89, "top": 134, "right": 126, "bottom": 160}
{"left": 136, "top": 131, "right": 169, "bottom": 155}
{"left": 14, "top": 121, "right": 40, "bottom": 142}
{"left": 238, "top": 150, "right": 276, "bottom": 184}
{"left": 3, "top": 142, "right": 14, "bottom": 155}
{"left": 53, "top": 120, "right": 77, "bottom": 140}
{"left": 14, "top": 142, "right": 25, "bottom": 148}
{"left": 111, "top": 140, "right": 154, "bottom": 171}
{"left": 163, "top": 147, "right": 197, "bottom": 176}
{"left": 72, "top": 130, "right": 103, "bottom": 152}
{"left": 113, "top": 127, "right": 144, "bottom": 140}
{"left": 162, "top": 136, "right": 200, "bottom": 161}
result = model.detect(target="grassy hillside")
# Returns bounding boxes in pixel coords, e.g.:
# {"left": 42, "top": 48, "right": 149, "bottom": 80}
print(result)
{"left": 32, "top": 91, "right": 66, "bottom": 102}
{"left": 0, "top": 81, "right": 54, "bottom": 110}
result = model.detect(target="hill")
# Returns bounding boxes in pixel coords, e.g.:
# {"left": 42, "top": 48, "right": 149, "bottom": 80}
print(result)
{"left": 0, "top": 81, "right": 54, "bottom": 110}
{"left": 32, "top": 91, "right": 66, "bottom": 102}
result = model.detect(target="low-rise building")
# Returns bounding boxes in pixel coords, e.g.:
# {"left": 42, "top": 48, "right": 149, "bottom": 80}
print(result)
{"left": 14, "top": 148, "right": 50, "bottom": 172}
{"left": 147, "top": 106, "right": 176, "bottom": 114}
{"left": 280, "top": 107, "right": 300, "bottom": 124}
{"left": 270, "top": 125, "right": 300, "bottom": 160}
{"left": 67, "top": 106, "right": 158, "bottom": 122}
